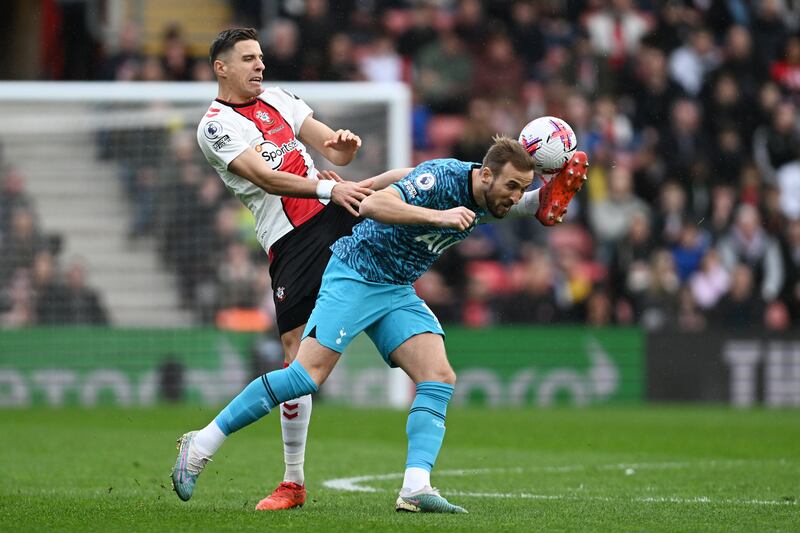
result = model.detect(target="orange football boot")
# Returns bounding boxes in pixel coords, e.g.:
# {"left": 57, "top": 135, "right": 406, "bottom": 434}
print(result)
{"left": 255, "top": 481, "right": 306, "bottom": 511}
{"left": 535, "top": 151, "right": 589, "bottom": 226}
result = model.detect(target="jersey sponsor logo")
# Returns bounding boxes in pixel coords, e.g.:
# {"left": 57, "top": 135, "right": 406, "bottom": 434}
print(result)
{"left": 204, "top": 120, "right": 223, "bottom": 139}
{"left": 256, "top": 139, "right": 299, "bottom": 170}
{"left": 255, "top": 110, "right": 275, "bottom": 125}
{"left": 403, "top": 181, "right": 418, "bottom": 199}
{"left": 414, "top": 233, "right": 459, "bottom": 254}
{"left": 212, "top": 134, "right": 231, "bottom": 151}
{"left": 415, "top": 173, "right": 436, "bottom": 190}
{"left": 267, "top": 125, "right": 285, "bottom": 135}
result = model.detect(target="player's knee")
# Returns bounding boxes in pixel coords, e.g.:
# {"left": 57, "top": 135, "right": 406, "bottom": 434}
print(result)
{"left": 436, "top": 367, "right": 457, "bottom": 385}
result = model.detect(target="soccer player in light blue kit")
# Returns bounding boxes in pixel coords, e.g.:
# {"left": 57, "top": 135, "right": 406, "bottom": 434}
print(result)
{"left": 173, "top": 137, "right": 589, "bottom": 512}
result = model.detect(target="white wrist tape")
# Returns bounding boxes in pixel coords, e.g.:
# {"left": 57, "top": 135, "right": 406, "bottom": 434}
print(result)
{"left": 315, "top": 179, "right": 335, "bottom": 199}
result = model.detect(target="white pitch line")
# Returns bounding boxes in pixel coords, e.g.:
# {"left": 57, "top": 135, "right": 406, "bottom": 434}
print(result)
{"left": 322, "top": 460, "right": 799, "bottom": 506}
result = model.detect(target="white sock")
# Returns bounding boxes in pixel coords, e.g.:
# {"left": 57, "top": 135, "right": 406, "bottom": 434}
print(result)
{"left": 401, "top": 467, "right": 430, "bottom": 494}
{"left": 281, "top": 394, "right": 312, "bottom": 485}
{"left": 193, "top": 420, "right": 226, "bottom": 457}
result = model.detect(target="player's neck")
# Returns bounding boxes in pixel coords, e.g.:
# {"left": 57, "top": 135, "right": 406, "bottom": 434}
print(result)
{"left": 470, "top": 169, "right": 487, "bottom": 209}
{"left": 217, "top": 86, "right": 258, "bottom": 105}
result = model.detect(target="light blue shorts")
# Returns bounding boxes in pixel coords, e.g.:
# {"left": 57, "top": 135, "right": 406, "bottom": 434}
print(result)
{"left": 302, "top": 255, "right": 444, "bottom": 366}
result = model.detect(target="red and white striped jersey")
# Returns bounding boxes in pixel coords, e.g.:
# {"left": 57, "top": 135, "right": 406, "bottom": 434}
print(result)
{"left": 197, "top": 87, "right": 327, "bottom": 252}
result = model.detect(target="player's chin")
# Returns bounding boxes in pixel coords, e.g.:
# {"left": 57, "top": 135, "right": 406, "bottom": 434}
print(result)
{"left": 490, "top": 205, "right": 511, "bottom": 218}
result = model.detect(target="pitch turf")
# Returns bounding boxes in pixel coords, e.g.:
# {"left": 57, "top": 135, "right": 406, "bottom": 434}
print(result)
{"left": 1, "top": 406, "right": 798, "bottom": 532}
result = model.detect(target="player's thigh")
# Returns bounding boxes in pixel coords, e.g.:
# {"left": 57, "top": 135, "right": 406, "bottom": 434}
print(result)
{"left": 366, "top": 292, "right": 452, "bottom": 383}
{"left": 295, "top": 336, "right": 341, "bottom": 386}
{"left": 303, "top": 255, "right": 393, "bottom": 353}
{"left": 389, "top": 333, "right": 455, "bottom": 385}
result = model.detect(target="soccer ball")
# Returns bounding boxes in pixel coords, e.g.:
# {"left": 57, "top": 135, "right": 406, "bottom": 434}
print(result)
{"left": 518, "top": 116, "right": 577, "bottom": 175}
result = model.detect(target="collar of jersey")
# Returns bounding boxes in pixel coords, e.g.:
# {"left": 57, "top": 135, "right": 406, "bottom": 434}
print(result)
{"left": 214, "top": 97, "right": 258, "bottom": 108}
{"left": 467, "top": 163, "right": 484, "bottom": 214}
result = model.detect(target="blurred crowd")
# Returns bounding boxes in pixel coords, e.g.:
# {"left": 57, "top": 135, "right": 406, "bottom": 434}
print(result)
{"left": 0, "top": 162, "right": 108, "bottom": 327}
{"left": 9, "top": 0, "right": 800, "bottom": 331}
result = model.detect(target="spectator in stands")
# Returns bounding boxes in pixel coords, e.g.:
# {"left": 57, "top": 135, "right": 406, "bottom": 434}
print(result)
{"left": 659, "top": 98, "right": 710, "bottom": 189}
{"left": 717, "top": 25, "right": 765, "bottom": 104}
{"left": 752, "top": 0, "right": 791, "bottom": 67}
{"left": 100, "top": 21, "right": 144, "bottom": 81}
{"left": 319, "top": 33, "right": 361, "bottom": 82}
{"left": 584, "top": 0, "right": 652, "bottom": 91}
{"left": 0, "top": 207, "right": 44, "bottom": 289}
{"left": 610, "top": 209, "right": 653, "bottom": 307}
{"left": 41, "top": 259, "right": 108, "bottom": 325}
{"left": 415, "top": 30, "right": 474, "bottom": 114}
{"left": 711, "top": 263, "right": 764, "bottom": 328}
{"left": 0, "top": 269, "right": 34, "bottom": 328}
{"left": 676, "top": 286, "right": 706, "bottom": 332}
{"left": 636, "top": 249, "right": 681, "bottom": 331}
{"left": 630, "top": 45, "right": 686, "bottom": 139}
{"left": 508, "top": 0, "right": 546, "bottom": 74}
{"left": 717, "top": 204, "right": 784, "bottom": 303}
{"left": 671, "top": 221, "right": 710, "bottom": 283}
{"left": 359, "top": 36, "right": 404, "bottom": 82}
{"left": 30, "top": 250, "right": 66, "bottom": 324}
{"left": 496, "top": 249, "right": 559, "bottom": 324}
{"left": 668, "top": 27, "right": 720, "bottom": 97}
{"left": 129, "top": 166, "right": 157, "bottom": 239}
{"left": 752, "top": 100, "right": 800, "bottom": 184}
{"left": 160, "top": 23, "right": 195, "bottom": 81}
{"left": 780, "top": 219, "right": 800, "bottom": 320}
{"left": 770, "top": 36, "right": 800, "bottom": 97}
{"left": 0, "top": 167, "right": 33, "bottom": 239}
{"left": 689, "top": 248, "right": 731, "bottom": 311}
{"left": 263, "top": 19, "right": 302, "bottom": 81}
{"left": 588, "top": 163, "right": 650, "bottom": 262}
{"left": 295, "top": 0, "right": 334, "bottom": 80}
{"left": 471, "top": 32, "right": 525, "bottom": 102}
{"left": 217, "top": 242, "right": 260, "bottom": 311}
{"left": 395, "top": 3, "right": 439, "bottom": 59}
{"left": 452, "top": 98, "right": 495, "bottom": 163}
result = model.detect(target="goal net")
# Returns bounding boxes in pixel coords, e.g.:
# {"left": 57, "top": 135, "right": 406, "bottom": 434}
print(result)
{"left": 0, "top": 81, "right": 412, "bottom": 407}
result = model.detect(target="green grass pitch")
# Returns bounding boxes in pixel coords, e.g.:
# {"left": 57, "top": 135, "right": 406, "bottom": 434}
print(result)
{"left": 2, "top": 405, "right": 798, "bottom": 532}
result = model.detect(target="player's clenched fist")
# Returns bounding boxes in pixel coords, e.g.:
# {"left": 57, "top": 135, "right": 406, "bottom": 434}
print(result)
{"left": 331, "top": 179, "right": 374, "bottom": 217}
{"left": 435, "top": 207, "right": 475, "bottom": 230}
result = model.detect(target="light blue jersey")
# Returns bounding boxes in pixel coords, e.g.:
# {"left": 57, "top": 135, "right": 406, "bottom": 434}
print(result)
{"left": 330, "top": 159, "right": 486, "bottom": 285}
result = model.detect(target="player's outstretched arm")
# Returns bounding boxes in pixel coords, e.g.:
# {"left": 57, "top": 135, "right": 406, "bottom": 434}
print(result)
{"left": 319, "top": 168, "right": 414, "bottom": 191}
{"left": 360, "top": 188, "right": 475, "bottom": 230}
{"left": 228, "top": 148, "right": 373, "bottom": 216}
{"left": 298, "top": 116, "right": 361, "bottom": 166}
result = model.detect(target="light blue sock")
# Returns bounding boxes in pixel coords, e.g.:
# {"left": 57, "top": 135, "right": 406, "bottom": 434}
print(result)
{"left": 214, "top": 360, "right": 318, "bottom": 435}
{"left": 405, "top": 381, "right": 454, "bottom": 471}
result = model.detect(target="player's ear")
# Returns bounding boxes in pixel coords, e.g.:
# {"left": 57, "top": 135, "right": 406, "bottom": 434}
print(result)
{"left": 213, "top": 59, "right": 226, "bottom": 78}
{"left": 481, "top": 167, "right": 493, "bottom": 184}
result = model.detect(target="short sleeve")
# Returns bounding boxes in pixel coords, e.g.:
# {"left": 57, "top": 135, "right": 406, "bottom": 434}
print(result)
{"left": 390, "top": 161, "right": 450, "bottom": 209}
{"left": 196, "top": 115, "right": 250, "bottom": 172}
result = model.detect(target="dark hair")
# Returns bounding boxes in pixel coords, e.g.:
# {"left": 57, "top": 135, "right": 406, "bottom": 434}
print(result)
{"left": 482, "top": 135, "right": 535, "bottom": 176}
{"left": 209, "top": 28, "right": 259, "bottom": 65}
